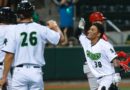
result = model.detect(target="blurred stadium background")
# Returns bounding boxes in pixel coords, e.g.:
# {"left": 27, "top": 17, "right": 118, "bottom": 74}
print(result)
{"left": 32, "top": 0, "right": 130, "bottom": 45}
{"left": 26, "top": 0, "right": 130, "bottom": 89}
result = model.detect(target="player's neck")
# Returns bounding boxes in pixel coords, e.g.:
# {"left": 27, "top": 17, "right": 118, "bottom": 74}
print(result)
{"left": 91, "top": 38, "right": 100, "bottom": 46}
{"left": 18, "top": 18, "right": 33, "bottom": 23}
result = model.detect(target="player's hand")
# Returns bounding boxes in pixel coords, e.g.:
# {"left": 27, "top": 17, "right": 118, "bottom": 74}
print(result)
{"left": 113, "top": 73, "right": 121, "bottom": 86}
{"left": 78, "top": 18, "right": 85, "bottom": 30}
{"left": 46, "top": 20, "right": 58, "bottom": 30}
{"left": 0, "top": 78, "right": 6, "bottom": 89}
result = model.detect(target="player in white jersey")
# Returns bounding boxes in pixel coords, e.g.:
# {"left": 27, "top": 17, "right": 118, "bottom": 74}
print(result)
{"left": 0, "top": 7, "right": 16, "bottom": 90}
{"left": 79, "top": 23, "right": 123, "bottom": 90}
{"left": 79, "top": 11, "right": 109, "bottom": 90}
{"left": 0, "top": 1, "right": 64, "bottom": 90}
{"left": 79, "top": 11, "right": 127, "bottom": 90}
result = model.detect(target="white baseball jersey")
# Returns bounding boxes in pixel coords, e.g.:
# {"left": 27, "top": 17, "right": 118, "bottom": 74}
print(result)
{"left": 0, "top": 25, "right": 14, "bottom": 90}
{"left": 0, "top": 25, "right": 14, "bottom": 62}
{"left": 2, "top": 22, "right": 60, "bottom": 67}
{"left": 79, "top": 34, "right": 117, "bottom": 78}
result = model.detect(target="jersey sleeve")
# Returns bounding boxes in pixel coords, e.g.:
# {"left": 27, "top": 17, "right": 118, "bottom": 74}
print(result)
{"left": 79, "top": 33, "right": 86, "bottom": 46}
{"left": 41, "top": 27, "right": 60, "bottom": 45}
{"left": 79, "top": 33, "right": 90, "bottom": 49}
{"left": 2, "top": 29, "right": 16, "bottom": 53}
{"left": 103, "top": 42, "right": 117, "bottom": 62}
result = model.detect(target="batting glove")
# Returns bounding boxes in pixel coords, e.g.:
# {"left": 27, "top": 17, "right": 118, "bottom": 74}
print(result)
{"left": 113, "top": 73, "right": 121, "bottom": 84}
{"left": 83, "top": 63, "right": 90, "bottom": 74}
{"left": 78, "top": 18, "right": 85, "bottom": 30}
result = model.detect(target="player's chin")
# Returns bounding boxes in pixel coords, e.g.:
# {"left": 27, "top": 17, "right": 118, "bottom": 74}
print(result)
{"left": 87, "top": 35, "right": 92, "bottom": 40}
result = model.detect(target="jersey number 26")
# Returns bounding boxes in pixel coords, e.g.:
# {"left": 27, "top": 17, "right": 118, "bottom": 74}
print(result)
{"left": 21, "top": 32, "right": 37, "bottom": 47}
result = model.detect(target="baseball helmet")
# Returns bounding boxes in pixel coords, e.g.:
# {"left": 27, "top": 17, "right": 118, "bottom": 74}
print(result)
{"left": 89, "top": 12, "right": 105, "bottom": 23}
{"left": 17, "top": 1, "right": 35, "bottom": 19}
{"left": 0, "top": 7, "right": 16, "bottom": 24}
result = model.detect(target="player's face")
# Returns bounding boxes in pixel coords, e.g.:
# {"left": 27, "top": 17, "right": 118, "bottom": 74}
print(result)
{"left": 87, "top": 25, "right": 101, "bottom": 40}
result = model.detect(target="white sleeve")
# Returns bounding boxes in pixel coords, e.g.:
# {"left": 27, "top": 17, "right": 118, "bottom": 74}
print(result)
{"left": 104, "top": 43, "right": 117, "bottom": 62}
{"left": 79, "top": 33, "right": 86, "bottom": 46}
{"left": 2, "top": 30, "right": 16, "bottom": 53}
{"left": 79, "top": 33, "right": 90, "bottom": 49}
{"left": 41, "top": 27, "right": 60, "bottom": 45}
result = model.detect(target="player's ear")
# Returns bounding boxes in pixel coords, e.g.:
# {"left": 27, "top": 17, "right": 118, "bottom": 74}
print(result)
{"left": 97, "top": 33, "right": 101, "bottom": 37}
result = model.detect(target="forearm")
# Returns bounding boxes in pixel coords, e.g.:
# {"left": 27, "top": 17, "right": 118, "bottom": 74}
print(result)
{"left": 61, "top": 33, "right": 68, "bottom": 45}
{"left": 112, "top": 58, "right": 121, "bottom": 73}
{"left": 46, "top": 20, "right": 65, "bottom": 43}
{"left": 112, "top": 58, "right": 122, "bottom": 85}
{"left": 113, "top": 59, "right": 120, "bottom": 67}
{"left": 54, "top": 26, "right": 65, "bottom": 43}
{"left": 2, "top": 53, "right": 14, "bottom": 80}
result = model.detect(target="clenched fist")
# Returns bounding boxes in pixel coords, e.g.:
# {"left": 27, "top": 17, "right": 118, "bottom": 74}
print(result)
{"left": 46, "top": 20, "right": 58, "bottom": 30}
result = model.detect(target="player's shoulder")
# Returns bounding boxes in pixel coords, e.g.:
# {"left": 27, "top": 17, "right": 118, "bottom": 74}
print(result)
{"left": 31, "top": 22, "right": 45, "bottom": 27}
{"left": 7, "top": 24, "right": 19, "bottom": 33}
{"left": 79, "top": 33, "right": 91, "bottom": 45}
{"left": 8, "top": 24, "right": 18, "bottom": 31}
{"left": 8, "top": 24, "right": 17, "bottom": 30}
{"left": 79, "top": 33, "right": 88, "bottom": 40}
{"left": 99, "top": 39, "right": 113, "bottom": 48}
{"left": 31, "top": 22, "right": 49, "bottom": 30}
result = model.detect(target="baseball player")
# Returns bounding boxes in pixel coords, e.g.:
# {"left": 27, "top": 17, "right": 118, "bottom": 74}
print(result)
{"left": 79, "top": 12, "right": 129, "bottom": 90}
{"left": 79, "top": 11, "right": 109, "bottom": 90}
{"left": 0, "top": 1, "right": 64, "bottom": 90}
{"left": 0, "top": 7, "right": 16, "bottom": 90}
{"left": 89, "top": 11, "right": 108, "bottom": 41}
{"left": 79, "top": 22, "right": 124, "bottom": 90}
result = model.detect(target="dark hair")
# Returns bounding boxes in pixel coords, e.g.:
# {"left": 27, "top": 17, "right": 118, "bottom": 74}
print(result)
{"left": 92, "top": 23, "right": 104, "bottom": 38}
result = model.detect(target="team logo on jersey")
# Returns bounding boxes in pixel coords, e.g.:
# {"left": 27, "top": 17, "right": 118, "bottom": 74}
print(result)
{"left": 110, "top": 48, "right": 114, "bottom": 53}
{"left": 86, "top": 50, "right": 101, "bottom": 60}
{"left": 3, "top": 38, "right": 7, "bottom": 45}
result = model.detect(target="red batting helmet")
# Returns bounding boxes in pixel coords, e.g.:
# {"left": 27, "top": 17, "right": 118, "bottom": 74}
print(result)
{"left": 89, "top": 12, "right": 105, "bottom": 23}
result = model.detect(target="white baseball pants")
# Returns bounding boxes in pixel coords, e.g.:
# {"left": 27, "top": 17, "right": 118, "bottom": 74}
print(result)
{"left": 12, "top": 66, "right": 43, "bottom": 90}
